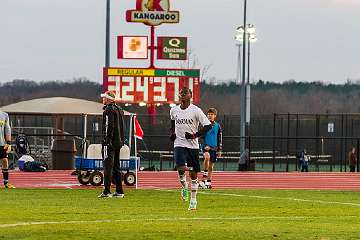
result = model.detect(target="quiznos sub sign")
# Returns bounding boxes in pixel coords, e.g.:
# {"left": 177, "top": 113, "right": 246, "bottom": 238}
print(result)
{"left": 126, "top": 0, "right": 180, "bottom": 26}
{"left": 103, "top": 67, "right": 200, "bottom": 104}
{"left": 157, "top": 37, "right": 187, "bottom": 60}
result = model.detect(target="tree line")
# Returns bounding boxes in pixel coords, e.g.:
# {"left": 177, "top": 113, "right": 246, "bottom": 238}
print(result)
{"left": 1, "top": 78, "right": 360, "bottom": 115}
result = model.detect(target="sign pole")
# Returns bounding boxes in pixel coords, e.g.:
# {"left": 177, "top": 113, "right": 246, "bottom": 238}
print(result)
{"left": 148, "top": 25, "right": 156, "bottom": 122}
{"left": 105, "top": 0, "right": 110, "bottom": 68}
{"left": 149, "top": 26, "right": 156, "bottom": 68}
{"left": 240, "top": 0, "right": 247, "bottom": 154}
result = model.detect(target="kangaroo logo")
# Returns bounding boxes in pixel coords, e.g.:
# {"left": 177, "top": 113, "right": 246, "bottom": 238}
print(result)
{"left": 144, "top": 0, "right": 165, "bottom": 11}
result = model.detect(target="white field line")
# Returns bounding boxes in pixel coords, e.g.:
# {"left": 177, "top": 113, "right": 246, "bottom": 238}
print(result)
{"left": 200, "top": 191, "right": 360, "bottom": 207}
{"left": 157, "top": 189, "right": 360, "bottom": 207}
{"left": 2, "top": 189, "right": 360, "bottom": 228}
{"left": 0, "top": 216, "right": 307, "bottom": 228}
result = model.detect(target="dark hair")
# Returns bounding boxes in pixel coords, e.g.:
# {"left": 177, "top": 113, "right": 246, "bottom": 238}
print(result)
{"left": 180, "top": 86, "right": 192, "bottom": 95}
{"left": 207, "top": 108, "right": 218, "bottom": 115}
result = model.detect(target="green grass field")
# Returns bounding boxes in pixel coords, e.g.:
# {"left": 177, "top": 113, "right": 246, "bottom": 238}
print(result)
{"left": 1, "top": 188, "right": 360, "bottom": 239}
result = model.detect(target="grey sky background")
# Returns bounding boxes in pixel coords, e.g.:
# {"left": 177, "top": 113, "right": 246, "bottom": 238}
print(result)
{"left": 1, "top": 0, "right": 359, "bottom": 84}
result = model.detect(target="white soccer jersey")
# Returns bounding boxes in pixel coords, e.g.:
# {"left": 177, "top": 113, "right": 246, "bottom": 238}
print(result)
{"left": 170, "top": 104, "right": 211, "bottom": 149}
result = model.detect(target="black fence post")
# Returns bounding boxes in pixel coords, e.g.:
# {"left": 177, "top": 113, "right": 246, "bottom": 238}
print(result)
{"left": 351, "top": 118, "right": 354, "bottom": 147}
{"left": 295, "top": 114, "right": 299, "bottom": 171}
{"left": 330, "top": 148, "right": 333, "bottom": 172}
{"left": 280, "top": 117, "right": 284, "bottom": 169}
{"left": 315, "top": 115, "right": 320, "bottom": 172}
{"left": 159, "top": 153, "right": 163, "bottom": 171}
{"left": 344, "top": 114, "right": 348, "bottom": 172}
{"left": 286, "top": 113, "right": 290, "bottom": 172}
{"left": 272, "top": 113, "right": 276, "bottom": 172}
{"left": 340, "top": 114, "right": 344, "bottom": 172}
{"left": 222, "top": 157, "right": 225, "bottom": 171}
{"left": 357, "top": 139, "right": 360, "bottom": 172}
{"left": 248, "top": 135, "right": 252, "bottom": 170}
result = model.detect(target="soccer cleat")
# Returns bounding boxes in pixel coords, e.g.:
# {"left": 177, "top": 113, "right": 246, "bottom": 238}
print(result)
{"left": 98, "top": 192, "right": 112, "bottom": 198}
{"left": 188, "top": 199, "right": 197, "bottom": 211}
{"left": 112, "top": 192, "right": 125, "bottom": 198}
{"left": 199, "top": 180, "right": 207, "bottom": 189}
{"left": 4, "top": 183, "right": 16, "bottom": 189}
{"left": 181, "top": 187, "right": 189, "bottom": 201}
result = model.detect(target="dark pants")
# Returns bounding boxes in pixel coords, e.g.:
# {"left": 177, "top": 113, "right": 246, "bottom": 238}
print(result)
{"left": 301, "top": 165, "right": 308, "bottom": 172}
{"left": 238, "top": 164, "right": 247, "bottom": 171}
{"left": 103, "top": 145, "right": 123, "bottom": 194}
{"left": 350, "top": 165, "right": 356, "bottom": 172}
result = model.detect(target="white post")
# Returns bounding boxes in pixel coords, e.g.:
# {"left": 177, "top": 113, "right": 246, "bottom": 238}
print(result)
{"left": 50, "top": 128, "right": 54, "bottom": 150}
{"left": 128, "top": 115, "right": 133, "bottom": 155}
{"left": 83, "top": 114, "right": 87, "bottom": 158}
{"left": 134, "top": 115, "right": 138, "bottom": 189}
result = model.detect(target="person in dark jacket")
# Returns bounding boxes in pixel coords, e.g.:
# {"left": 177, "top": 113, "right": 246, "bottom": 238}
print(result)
{"left": 348, "top": 146, "right": 357, "bottom": 172}
{"left": 299, "top": 149, "right": 310, "bottom": 172}
{"left": 98, "top": 91, "right": 125, "bottom": 198}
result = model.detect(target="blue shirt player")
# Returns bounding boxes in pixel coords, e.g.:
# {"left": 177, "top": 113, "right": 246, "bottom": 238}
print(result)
{"left": 199, "top": 108, "right": 222, "bottom": 189}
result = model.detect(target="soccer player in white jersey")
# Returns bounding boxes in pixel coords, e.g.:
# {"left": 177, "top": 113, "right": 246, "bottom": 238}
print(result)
{"left": 169, "top": 87, "right": 212, "bottom": 210}
{"left": 0, "top": 111, "right": 15, "bottom": 188}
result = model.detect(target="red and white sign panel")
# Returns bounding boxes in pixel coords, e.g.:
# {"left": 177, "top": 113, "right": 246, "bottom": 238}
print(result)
{"left": 103, "top": 67, "right": 200, "bottom": 104}
{"left": 126, "top": 0, "right": 180, "bottom": 26}
{"left": 117, "top": 36, "right": 148, "bottom": 59}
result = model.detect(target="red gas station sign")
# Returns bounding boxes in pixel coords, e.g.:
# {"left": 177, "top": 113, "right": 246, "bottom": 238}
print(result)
{"left": 126, "top": 0, "right": 180, "bottom": 26}
{"left": 102, "top": 0, "right": 201, "bottom": 106}
{"left": 103, "top": 67, "right": 200, "bottom": 104}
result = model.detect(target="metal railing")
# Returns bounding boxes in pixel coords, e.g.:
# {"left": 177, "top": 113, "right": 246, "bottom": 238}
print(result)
{"left": 138, "top": 135, "right": 360, "bottom": 172}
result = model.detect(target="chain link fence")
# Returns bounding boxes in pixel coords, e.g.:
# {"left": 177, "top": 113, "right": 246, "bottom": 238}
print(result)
{"left": 7, "top": 113, "right": 360, "bottom": 172}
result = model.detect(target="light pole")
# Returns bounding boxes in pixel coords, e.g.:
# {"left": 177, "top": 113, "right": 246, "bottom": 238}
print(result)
{"left": 235, "top": 23, "right": 257, "bottom": 153}
{"left": 105, "top": 0, "right": 110, "bottom": 68}
{"left": 235, "top": 32, "right": 242, "bottom": 86}
{"left": 245, "top": 25, "right": 257, "bottom": 132}
{"left": 241, "top": 0, "right": 247, "bottom": 154}
{"left": 235, "top": 25, "right": 246, "bottom": 154}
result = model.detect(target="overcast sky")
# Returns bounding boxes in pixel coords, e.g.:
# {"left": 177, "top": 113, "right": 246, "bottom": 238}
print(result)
{"left": 1, "top": 0, "right": 359, "bottom": 84}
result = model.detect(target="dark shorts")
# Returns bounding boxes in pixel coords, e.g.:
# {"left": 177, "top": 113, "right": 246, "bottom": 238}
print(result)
{"left": 0, "top": 147, "right": 7, "bottom": 159}
{"left": 174, "top": 147, "right": 200, "bottom": 173}
{"left": 206, "top": 150, "right": 218, "bottom": 163}
{"left": 202, "top": 146, "right": 218, "bottom": 163}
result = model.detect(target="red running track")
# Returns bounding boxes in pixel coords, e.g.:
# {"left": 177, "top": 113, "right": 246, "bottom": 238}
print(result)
{"left": 1, "top": 171, "right": 360, "bottom": 190}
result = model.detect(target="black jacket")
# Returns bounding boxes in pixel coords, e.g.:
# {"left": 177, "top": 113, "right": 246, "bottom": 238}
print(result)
{"left": 102, "top": 103, "right": 125, "bottom": 148}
